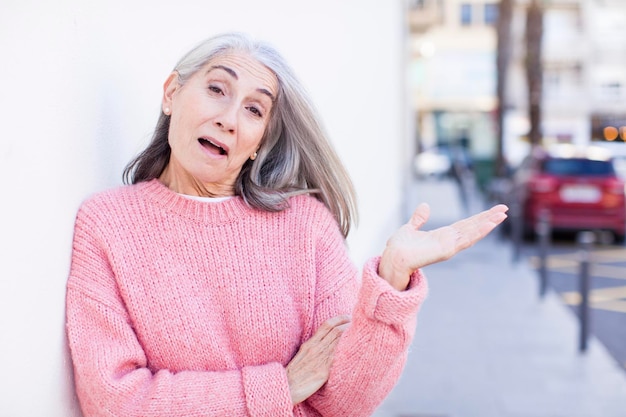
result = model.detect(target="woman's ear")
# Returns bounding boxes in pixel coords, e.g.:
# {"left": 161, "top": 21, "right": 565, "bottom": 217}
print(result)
{"left": 162, "top": 72, "right": 180, "bottom": 114}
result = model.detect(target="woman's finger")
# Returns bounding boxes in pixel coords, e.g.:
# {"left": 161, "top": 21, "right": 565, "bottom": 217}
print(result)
{"left": 451, "top": 205, "right": 508, "bottom": 235}
{"left": 308, "top": 315, "right": 351, "bottom": 344}
{"left": 432, "top": 205, "right": 507, "bottom": 253}
{"left": 408, "top": 203, "right": 430, "bottom": 230}
{"left": 286, "top": 315, "right": 351, "bottom": 404}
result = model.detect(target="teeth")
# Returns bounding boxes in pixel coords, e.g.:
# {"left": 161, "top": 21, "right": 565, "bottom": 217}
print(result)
{"left": 209, "top": 140, "right": 225, "bottom": 153}
{"left": 200, "top": 138, "right": 227, "bottom": 155}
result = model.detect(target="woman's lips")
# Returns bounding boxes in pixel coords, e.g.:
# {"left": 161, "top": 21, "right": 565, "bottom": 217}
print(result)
{"left": 198, "top": 138, "right": 228, "bottom": 156}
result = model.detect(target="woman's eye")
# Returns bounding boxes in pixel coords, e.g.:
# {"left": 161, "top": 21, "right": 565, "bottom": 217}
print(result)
{"left": 247, "top": 106, "right": 263, "bottom": 117}
{"left": 208, "top": 85, "right": 223, "bottom": 94}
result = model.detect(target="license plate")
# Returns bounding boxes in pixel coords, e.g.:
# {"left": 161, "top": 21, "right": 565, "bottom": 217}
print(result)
{"left": 559, "top": 185, "right": 601, "bottom": 203}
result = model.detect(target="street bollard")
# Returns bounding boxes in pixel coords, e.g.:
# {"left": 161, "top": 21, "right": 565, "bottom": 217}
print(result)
{"left": 511, "top": 202, "right": 523, "bottom": 264}
{"left": 577, "top": 231, "right": 595, "bottom": 353}
{"left": 536, "top": 209, "right": 551, "bottom": 298}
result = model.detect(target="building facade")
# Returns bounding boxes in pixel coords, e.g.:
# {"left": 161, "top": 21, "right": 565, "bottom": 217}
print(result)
{"left": 409, "top": 0, "right": 626, "bottom": 175}
{"left": 408, "top": 0, "right": 500, "bottom": 186}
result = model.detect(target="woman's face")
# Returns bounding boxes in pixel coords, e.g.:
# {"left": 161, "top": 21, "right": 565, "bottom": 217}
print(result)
{"left": 161, "top": 52, "right": 278, "bottom": 196}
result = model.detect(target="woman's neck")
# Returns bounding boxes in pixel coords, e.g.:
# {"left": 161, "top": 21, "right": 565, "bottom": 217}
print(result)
{"left": 158, "top": 163, "right": 235, "bottom": 198}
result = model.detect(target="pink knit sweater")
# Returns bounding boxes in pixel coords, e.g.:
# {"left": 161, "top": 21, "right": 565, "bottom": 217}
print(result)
{"left": 66, "top": 179, "right": 428, "bottom": 417}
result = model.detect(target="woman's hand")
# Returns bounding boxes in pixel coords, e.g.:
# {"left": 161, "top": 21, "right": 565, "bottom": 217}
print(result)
{"left": 286, "top": 315, "right": 351, "bottom": 405}
{"left": 379, "top": 203, "right": 508, "bottom": 291}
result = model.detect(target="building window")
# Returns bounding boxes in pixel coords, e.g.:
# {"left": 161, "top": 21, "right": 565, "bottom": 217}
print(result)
{"left": 484, "top": 3, "right": 498, "bottom": 25}
{"left": 602, "top": 82, "right": 622, "bottom": 99}
{"left": 460, "top": 3, "right": 472, "bottom": 25}
{"left": 409, "top": 0, "right": 426, "bottom": 9}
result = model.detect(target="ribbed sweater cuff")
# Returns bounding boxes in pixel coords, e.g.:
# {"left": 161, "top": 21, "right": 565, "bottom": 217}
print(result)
{"left": 242, "top": 362, "right": 293, "bottom": 416}
{"left": 360, "top": 256, "right": 428, "bottom": 325}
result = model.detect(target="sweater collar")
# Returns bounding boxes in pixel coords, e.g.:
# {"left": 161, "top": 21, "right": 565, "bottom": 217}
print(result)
{"left": 139, "top": 179, "right": 255, "bottom": 225}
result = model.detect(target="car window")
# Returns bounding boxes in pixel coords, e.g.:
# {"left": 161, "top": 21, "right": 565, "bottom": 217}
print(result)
{"left": 542, "top": 158, "right": 615, "bottom": 176}
{"left": 613, "top": 156, "right": 626, "bottom": 179}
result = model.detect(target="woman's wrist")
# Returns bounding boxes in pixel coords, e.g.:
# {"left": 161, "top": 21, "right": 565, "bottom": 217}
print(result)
{"left": 378, "top": 253, "right": 411, "bottom": 291}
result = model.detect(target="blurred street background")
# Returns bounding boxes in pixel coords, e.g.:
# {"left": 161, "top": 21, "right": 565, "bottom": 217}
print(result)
{"left": 407, "top": 0, "right": 626, "bottom": 367}
{"left": 378, "top": 1, "right": 626, "bottom": 414}
{"left": 374, "top": 175, "right": 626, "bottom": 417}
{"left": 408, "top": 0, "right": 626, "bottom": 189}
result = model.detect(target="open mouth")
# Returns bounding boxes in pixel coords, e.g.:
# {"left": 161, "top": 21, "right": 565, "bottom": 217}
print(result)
{"left": 198, "top": 138, "right": 227, "bottom": 156}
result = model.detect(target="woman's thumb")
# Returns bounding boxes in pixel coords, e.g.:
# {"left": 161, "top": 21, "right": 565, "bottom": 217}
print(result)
{"left": 409, "top": 203, "right": 430, "bottom": 229}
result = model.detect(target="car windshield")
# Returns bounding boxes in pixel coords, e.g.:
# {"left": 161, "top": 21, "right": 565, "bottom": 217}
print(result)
{"left": 542, "top": 158, "right": 615, "bottom": 176}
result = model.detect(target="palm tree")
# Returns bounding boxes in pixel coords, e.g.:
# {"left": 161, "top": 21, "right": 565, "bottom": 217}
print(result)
{"left": 525, "top": 0, "right": 544, "bottom": 147}
{"left": 495, "top": 0, "right": 514, "bottom": 177}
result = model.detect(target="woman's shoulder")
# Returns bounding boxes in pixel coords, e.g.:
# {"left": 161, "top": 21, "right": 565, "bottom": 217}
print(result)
{"left": 286, "top": 193, "right": 328, "bottom": 214}
{"left": 75, "top": 181, "right": 155, "bottom": 223}
{"left": 285, "top": 193, "right": 339, "bottom": 230}
{"left": 80, "top": 182, "right": 145, "bottom": 207}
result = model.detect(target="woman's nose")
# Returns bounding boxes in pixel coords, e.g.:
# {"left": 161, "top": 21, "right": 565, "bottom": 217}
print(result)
{"left": 215, "top": 121, "right": 233, "bottom": 132}
{"left": 214, "top": 104, "right": 237, "bottom": 133}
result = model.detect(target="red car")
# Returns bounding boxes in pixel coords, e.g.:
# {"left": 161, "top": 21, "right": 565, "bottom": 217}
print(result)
{"left": 510, "top": 145, "right": 626, "bottom": 242}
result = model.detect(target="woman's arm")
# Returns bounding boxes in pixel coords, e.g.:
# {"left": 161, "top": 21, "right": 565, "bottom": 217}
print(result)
{"left": 66, "top": 211, "right": 294, "bottom": 417}
{"left": 304, "top": 259, "right": 426, "bottom": 417}
{"left": 304, "top": 203, "right": 507, "bottom": 416}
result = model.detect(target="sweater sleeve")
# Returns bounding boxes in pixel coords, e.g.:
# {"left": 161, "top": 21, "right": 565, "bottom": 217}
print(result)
{"left": 304, "top": 213, "right": 428, "bottom": 417}
{"left": 65, "top": 206, "right": 293, "bottom": 417}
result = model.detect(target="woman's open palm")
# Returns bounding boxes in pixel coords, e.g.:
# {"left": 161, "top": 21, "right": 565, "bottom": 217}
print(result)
{"left": 379, "top": 203, "right": 509, "bottom": 291}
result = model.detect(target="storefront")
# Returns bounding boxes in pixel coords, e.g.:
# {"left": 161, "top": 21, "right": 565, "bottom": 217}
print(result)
{"left": 591, "top": 113, "right": 626, "bottom": 144}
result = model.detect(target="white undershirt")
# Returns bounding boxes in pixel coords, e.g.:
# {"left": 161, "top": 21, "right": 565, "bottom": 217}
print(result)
{"left": 179, "top": 194, "right": 233, "bottom": 203}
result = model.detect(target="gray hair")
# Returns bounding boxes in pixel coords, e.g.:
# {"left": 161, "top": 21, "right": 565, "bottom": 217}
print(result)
{"left": 123, "top": 33, "right": 357, "bottom": 237}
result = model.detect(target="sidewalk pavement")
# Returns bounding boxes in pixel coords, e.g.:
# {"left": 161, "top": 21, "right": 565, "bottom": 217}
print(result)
{"left": 373, "top": 176, "right": 626, "bottom": 417}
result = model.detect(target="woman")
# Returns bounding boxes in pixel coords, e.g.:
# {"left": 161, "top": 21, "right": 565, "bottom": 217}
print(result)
{"left": 66, "top": 32, "right": 507, "bottom": 417}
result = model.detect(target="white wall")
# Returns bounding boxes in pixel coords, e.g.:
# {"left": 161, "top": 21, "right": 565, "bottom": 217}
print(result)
{"left": 0, "top": 1, "right": 409, "bottom": 415}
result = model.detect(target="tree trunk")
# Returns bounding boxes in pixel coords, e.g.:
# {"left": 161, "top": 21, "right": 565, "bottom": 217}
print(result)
{"left": 525, "top": 0, "right": 544, "bottom": 147}
{"left": 495, "top": 0, "right": 514, "bottom": 177}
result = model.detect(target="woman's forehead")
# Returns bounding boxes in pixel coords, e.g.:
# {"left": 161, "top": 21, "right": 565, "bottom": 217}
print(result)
{"left": 202, "top": 52, "right": 278, "bottom": 97}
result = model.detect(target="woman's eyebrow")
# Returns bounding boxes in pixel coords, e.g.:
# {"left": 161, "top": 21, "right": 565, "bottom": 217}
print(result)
{"left": 208, "top": 65, "right": 275, "bottom": 102}
{"left": 209, "top": 65, "right": 238, "bottom": 79}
